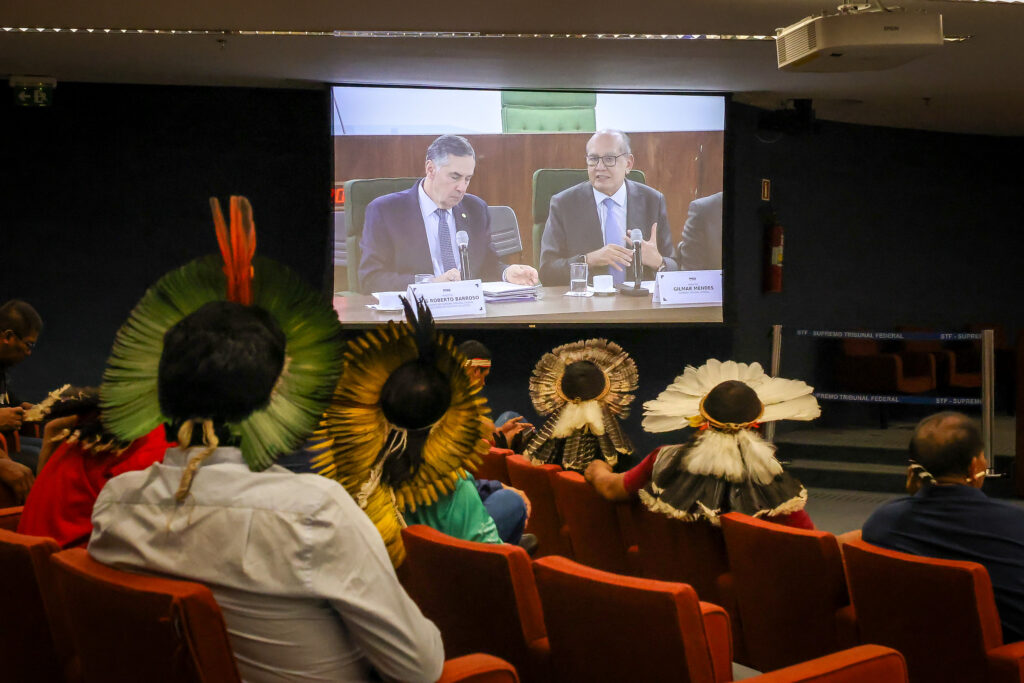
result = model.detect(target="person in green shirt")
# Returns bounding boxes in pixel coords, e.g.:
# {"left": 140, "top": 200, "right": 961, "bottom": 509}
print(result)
{"left": 316, "top": 296, "right": 531, "bottom": 566}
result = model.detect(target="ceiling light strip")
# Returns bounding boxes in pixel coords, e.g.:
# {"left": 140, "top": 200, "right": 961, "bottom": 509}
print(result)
{"left": 0, "top": 26, "right": 775, "bottom": 40}
{"left": 0, "top": 26, "right": 973, "bottom": 41}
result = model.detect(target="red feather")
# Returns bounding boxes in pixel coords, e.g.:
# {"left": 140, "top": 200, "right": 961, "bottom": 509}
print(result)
{"left": 209, "top": 196, "right": 256, "bottom": 305}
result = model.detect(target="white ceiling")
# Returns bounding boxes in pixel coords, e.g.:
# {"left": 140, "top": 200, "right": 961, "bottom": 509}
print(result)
{"left": 2, "top": 0, "right": 1022, "bottom": 135}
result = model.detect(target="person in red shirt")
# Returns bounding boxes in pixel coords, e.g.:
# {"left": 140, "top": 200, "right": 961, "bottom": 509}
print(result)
{"left": 17, "top": 388, "right": 169, "bottom": 547}
{"left": 586, "top": 359, "right": 821, "bottom": 529}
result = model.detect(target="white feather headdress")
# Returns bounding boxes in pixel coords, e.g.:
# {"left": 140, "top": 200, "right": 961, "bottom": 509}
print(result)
{"left": 642, "top": 359, "right": 820, "bottom": 434}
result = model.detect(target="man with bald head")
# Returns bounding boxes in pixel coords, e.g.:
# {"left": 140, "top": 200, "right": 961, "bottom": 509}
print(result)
{"left": 539, "top": 129, "right": 677, "bottom": 285}
{"left": 863, "top": 411, "right": 1024, "bottom": 642}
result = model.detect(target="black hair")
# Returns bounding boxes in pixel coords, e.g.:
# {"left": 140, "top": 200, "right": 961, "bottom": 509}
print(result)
{"left": 703, "top": 380, "right": 762, "bottom": 424}
{"left": 560, "top": 360, "right": 606, "bottom": 401}
{"left": 380, "top": 362, "right": 451, "bottom": 430}
{"left": 457, "top": 339, "right": 491, "bottom": 361}
{"left": 0, "top": 300, "right": 43, "bottom": 337}
{"left": 909, "top": 411, "right": 983, "bottom": 479}
{"left": 158, "top": 301, "right": 285, "bottom": 423}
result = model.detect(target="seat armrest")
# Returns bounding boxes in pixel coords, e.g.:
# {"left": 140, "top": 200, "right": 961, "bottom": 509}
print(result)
{"left": 748, "top": 645, "right": 907, "bottom": 682}
{"left": 438, "top": 653, "right": 520, "bottom": 682}
{"left": 700, "top": 601, "right": 733, "bottom": 683}
{"left": 986, "top": 641, "right": 1024, "bottom": 683}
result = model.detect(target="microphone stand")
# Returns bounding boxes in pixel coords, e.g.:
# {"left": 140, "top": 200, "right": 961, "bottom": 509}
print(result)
{"left": 615, "top": 229, "right": 649, "bottom": 296}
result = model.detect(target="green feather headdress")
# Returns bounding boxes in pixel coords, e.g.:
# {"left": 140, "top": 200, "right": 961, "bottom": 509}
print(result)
{"left": 100, "top": 197, "right": 343, "bottom": 470}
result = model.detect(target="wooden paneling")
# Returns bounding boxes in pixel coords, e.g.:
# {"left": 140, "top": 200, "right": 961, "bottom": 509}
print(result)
{"left": 335, "top": 131, "right": 724, "bottom": 264}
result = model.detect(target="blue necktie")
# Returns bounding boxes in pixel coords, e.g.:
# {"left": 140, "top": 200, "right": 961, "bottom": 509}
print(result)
{"left": 603, "top": 197, "right": 625, "bottom": 284}
{"left": 436, "top": 209, "right": 458, "bottom": 272}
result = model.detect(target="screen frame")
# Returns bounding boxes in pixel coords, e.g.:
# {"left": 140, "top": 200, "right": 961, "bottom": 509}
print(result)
{"left": 329, "top": 83, "right": 734, "bottom": 330}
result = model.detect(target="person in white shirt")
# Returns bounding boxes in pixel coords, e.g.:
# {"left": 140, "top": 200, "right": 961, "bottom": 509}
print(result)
{"left": 90, "top": 198, "right": 444, "bottom": 682}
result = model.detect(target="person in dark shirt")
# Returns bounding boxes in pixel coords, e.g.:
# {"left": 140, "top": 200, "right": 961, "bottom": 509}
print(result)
{"left": 0, "top": 299, "right": 42, "bottom": 501}
{"left": 863, "top": 411, "right": 1024, "bottom": 642}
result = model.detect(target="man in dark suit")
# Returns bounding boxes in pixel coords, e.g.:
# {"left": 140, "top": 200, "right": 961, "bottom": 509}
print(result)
{"left": 677, "top": 191, "right": 723, "bottom": 272}
{"left": 539, "top": 130, "right": 677, "bottom": 286}
{"left": 358, "top": 135, "right": 539, "bottom": 294}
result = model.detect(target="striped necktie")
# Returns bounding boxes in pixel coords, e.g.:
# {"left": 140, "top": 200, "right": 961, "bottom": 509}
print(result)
{"left": 436, "top": 208, "right": 458, "bottom": 272}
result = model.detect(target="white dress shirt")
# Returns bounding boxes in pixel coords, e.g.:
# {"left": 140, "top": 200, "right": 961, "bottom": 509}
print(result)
{"left": 592, "top": 182, "right": 629, "bottom": 245}
{"left": 418, "top": 182, "right": 458, "bottom": 276}
{"left": 89, "top": 446, "right": 444, "bottom": 683}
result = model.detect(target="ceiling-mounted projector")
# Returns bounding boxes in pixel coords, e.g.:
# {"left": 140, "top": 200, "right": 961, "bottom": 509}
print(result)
{"left": 776, "top": 6, "right": 944, "bottom": 72}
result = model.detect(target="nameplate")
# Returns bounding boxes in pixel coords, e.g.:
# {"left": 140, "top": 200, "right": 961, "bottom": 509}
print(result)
{"left": 656, "top": 270, "right": 723, "bottom": 306}
{"left": 406, "top": 280, "right": 486, "bottom": 318}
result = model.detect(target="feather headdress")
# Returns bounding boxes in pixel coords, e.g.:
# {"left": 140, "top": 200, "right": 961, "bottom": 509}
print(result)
{"left": 642, "top": 359, "right": 820, "bottom": 434}
{"left": 313, "top": 296, "right": 491, "bottom": 566}
{"left": 100, "top": 196, "right": 343, "bottom": 471}
{"left": 638, "top": 359, "right": 820, "bottom": 524}
{"left": 523, "top": 339, "right": 637, "bottom": 471}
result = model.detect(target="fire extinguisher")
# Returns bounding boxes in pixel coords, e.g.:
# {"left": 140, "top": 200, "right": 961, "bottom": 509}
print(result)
{"left": 760, "top": 205, "right": 784, "bottom": 293}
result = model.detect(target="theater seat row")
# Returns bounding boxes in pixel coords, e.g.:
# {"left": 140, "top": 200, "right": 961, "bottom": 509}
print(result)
{"left": 0, "top": 511, "right": 520, "bottom": 683}
{"left": 400, "top": 523, "right": 907, "bottom": 683}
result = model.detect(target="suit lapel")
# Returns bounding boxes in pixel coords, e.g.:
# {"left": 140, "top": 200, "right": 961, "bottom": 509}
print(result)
{"left": 402, "top": 181, "right": 433, "bottom": 272}
{"left": 624, "top": 179, "right": 642, "bottom": 238}
{"left": 576, "top": 184, "right": 604, "bottom": 252}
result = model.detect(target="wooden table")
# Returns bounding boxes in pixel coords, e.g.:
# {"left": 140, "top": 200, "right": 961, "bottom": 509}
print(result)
{"left": 333, "top": 286, "right": 723, "bottom": 327}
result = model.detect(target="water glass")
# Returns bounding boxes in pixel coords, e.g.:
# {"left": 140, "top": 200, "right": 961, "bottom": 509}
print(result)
{"left": 569, "top": 262, "right": 588, "bottom": 296}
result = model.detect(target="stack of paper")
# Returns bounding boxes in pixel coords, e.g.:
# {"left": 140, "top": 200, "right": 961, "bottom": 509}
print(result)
{"left": 482, "top": 281, "right": 540, "bottom": 303}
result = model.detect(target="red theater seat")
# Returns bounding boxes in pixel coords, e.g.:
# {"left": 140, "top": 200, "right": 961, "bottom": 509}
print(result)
{"left": 439, "top": 653, "right": 521, "bottom": 682}
{"left": 550, "top": 470, "right": 639, "bottom": 575}
{"left": 400, "top": 525, "right": 550, "bottom": 681}
{"left": 506, "top": 454, "right": 572, "bottom": 558}
{"left": 843, "top": 538, "right": 1024, "bottom": 682}
{"left": 471, "top": 447, "right": 513, "bottom": 485}
{"left": 720, "top": 513, "right": 856, "bottom": 672}
{"left": 749, "top": 645, "right": 908, "bottom": 682}
{"left": 532, "top": 555, "right": 732, "bottom": 683}
{"left": 632, "top": 505, "right": 746, "bottom": 662}
{"left": 49, "top": 548, "right": 242, "bottom": 683}
{"left": 0, "top": 504, "right": 23, "bottom": 531}
{"left": 0, "top": 529, "right": 64, "bottom": 682}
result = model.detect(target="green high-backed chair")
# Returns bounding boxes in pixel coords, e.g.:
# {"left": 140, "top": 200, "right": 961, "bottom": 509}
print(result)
{"left": 531, "top": 169, "right": 647, "bottom": 269}
{"left": 501, "top": 92, "right": 597, "bottom": 133}
{"left": 343, "top": 177, "right": 419, "bottom": 294}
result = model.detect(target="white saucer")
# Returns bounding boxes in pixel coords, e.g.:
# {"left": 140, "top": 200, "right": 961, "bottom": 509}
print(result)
{"left": 592, "top": 287, "right": 617, "bottom": 296}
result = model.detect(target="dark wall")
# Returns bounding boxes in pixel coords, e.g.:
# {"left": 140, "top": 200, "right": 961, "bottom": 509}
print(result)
{"left": 2, "top": 83, "right": 333, "bottom": 401}
{"left": 727, "top": 103, "right": 1024, "bottom": 378}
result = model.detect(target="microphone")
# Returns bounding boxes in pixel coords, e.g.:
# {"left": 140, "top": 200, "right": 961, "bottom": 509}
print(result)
{"left": 629, "top": 229, "right": 644, "bottom": 285}
{"left": 456, "top": 230, "right": 472, "bottom": 279}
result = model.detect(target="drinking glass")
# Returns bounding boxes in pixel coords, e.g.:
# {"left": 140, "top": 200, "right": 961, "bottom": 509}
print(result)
{"left": 569, "top": 262, "right": 588, "bottom": 296}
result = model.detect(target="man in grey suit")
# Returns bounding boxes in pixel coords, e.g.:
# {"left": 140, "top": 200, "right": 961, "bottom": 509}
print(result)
{"left": 677, "top": 191, "right": 723, "bottom": 272}
{"left": 539, "top": 130, "right": 677, "bottom": 286}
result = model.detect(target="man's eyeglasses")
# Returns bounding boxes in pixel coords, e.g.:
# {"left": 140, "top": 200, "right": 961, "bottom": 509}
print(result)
{"left": 4, "top": 330, "right": 35, "bottom": 351}
{"left": 585, "top": 153, "right": 629, "bottom": 167}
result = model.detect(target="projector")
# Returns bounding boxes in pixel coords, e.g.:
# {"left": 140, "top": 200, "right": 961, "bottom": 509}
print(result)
{"left": 776, "top": 10, "right": 944, "bottom": 72}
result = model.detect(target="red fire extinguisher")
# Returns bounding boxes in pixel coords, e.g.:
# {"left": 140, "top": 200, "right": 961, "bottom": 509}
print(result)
{"left": 760, "top": 205, "right": 784, "bottom": 293}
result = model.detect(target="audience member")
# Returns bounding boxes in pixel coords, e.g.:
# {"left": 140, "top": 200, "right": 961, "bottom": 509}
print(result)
{"left": 454, "top": 339, "right": 534, "bottom": 548}
{"left": 457, "top": 339, "right": 533, "bottom": 449}
{"left": 522, "top": 338, "right": 637, "bottom": 472}
{"left": 863, "top": 411, "right": 1024, "bottom": 642}
{"left": 17, "top": 387, "right": 168, "bottom": 548}
{"left": 586, "top": 359, "right": 820, "bottom": 529}
{"left": 0, "top": 299, "right": 42, "bottom": 499}
{"left": 316, "top": 298, "right": 534, "bottom": 565}
{"left": 89, "top": 197, "right": 443, "bottom": 682}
